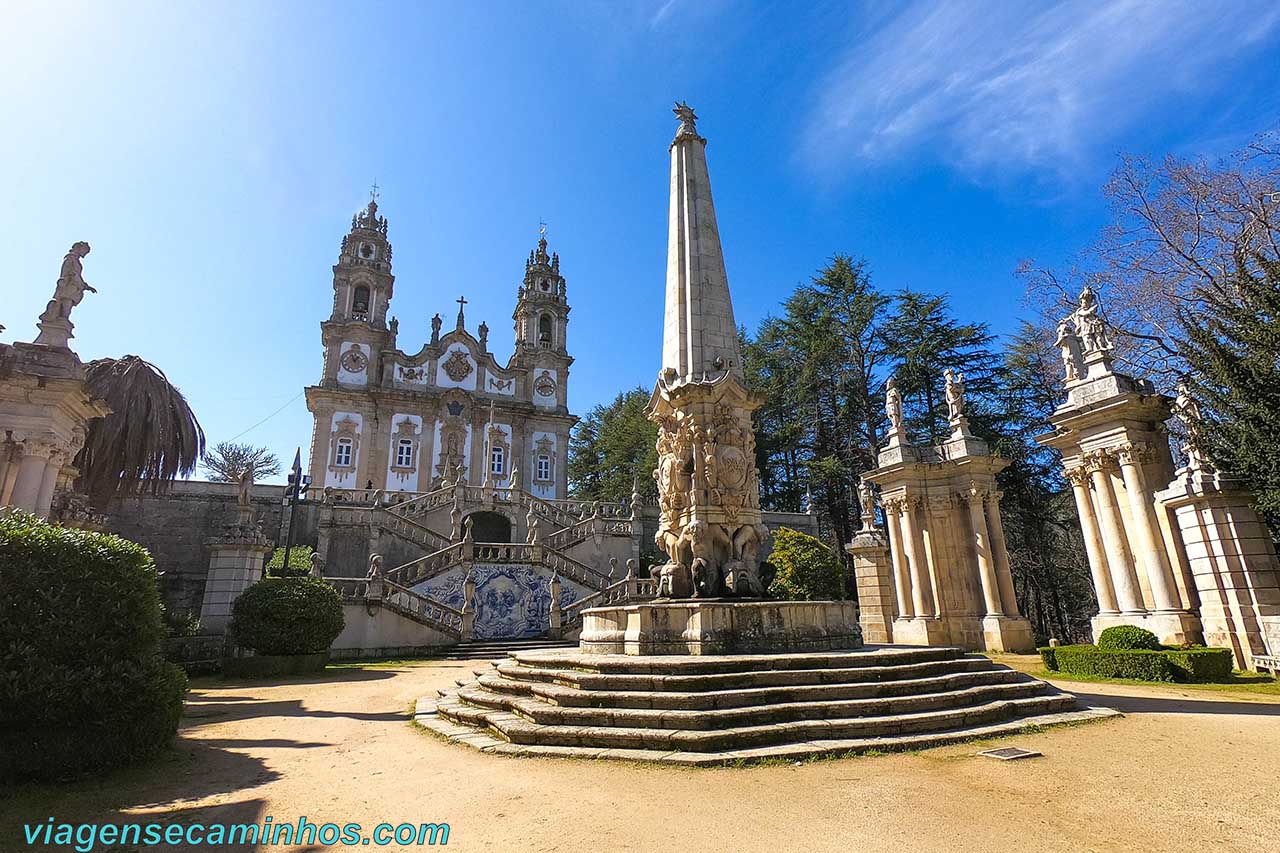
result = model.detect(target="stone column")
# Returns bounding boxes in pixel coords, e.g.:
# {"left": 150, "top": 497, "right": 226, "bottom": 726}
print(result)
{"left": 1066, "top": 465, "right": 1119, "bottom": 614}
{"left": 984, "top": 492, "right": 1020, "bottom": 617}
{"left": 35, "top": 449, "right": 67, "bottom": 519}
{"left": 1116, "top": 443, "right": 1181, "bottom": 612}
{"left": 0, "top": 443, "right": 22, "bottom": 506}
{"left": 966, "top": 489, "right": 1004, "bottom": 616}
{"left": 901, "top": 499, "right": 934, "bottom": 617}
{"left": 9, "top": 441, "right": 54, "bottom": 514}
{"left": 1087, "top": 452, "right": 1145, "bottom": 614}
{"left": 887, "top": 501, "right": 914, "bottom": 618}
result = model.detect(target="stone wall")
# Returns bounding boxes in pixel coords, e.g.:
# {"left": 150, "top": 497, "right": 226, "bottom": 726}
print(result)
{"left": 102, "top": 481, "right": 320, "bottom": 618}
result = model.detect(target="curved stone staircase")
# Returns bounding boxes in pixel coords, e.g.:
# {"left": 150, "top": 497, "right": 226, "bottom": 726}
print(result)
{"left": 415, "top": 646, "right": 1117, "bottom": 765}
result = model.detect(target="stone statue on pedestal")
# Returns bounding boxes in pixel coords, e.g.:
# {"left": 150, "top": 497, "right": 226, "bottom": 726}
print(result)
{"left": 35, "top": 242, "right": 96, "bottom": 347}
{"left": 1072, "top": 286, "right": 1112, "bottom": 354}
{"left": 1055, "top": 320, "right": 1084, "bottom": 382}
{"left": 1174, "top": 379, "right": 1211, "bottom": 474}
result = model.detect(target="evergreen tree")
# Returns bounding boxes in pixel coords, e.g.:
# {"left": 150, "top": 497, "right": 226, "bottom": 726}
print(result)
{"left": 567, "top": 387, "right": 659, "bottom": 504}
{"left": 1182, "top": 256, "right": 1280, "bottom": 526}
{"left": 881, "top": 290, "right": 999, "bottom": 444}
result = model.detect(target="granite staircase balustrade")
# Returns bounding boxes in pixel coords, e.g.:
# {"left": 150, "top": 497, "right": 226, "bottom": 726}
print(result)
{"left": 415, "top": 646, "right": 1119, "bottom": 765}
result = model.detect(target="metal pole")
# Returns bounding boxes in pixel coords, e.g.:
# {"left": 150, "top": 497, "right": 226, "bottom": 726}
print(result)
{"left": 280, "top": 477, "right": 299, "bottom": 576}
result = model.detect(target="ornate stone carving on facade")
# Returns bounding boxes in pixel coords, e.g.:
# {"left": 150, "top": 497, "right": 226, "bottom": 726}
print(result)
{"left": 1173, "top": 379, "right": 1211, "bottom": 474}
{"left": 944, "top": 369, "right": 971, "bottom": 437}
{"left": 857, "top": 479, "right": 876, "bottom": 530}
{"left": 442, "top": 350, "right": 473, "bottom": 382}
{"left": 328, "top": 416, "right": 361, "bottom": 475}
{"left": 532, "top": 435, "right": 556, "bottom": 484}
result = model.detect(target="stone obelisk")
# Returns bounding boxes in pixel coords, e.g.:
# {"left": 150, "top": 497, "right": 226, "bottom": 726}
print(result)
{"left": 646, "top": 102, "right": 769, "bottom": 598}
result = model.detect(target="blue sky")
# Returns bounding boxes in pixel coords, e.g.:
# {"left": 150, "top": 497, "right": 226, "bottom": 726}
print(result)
{"left": 2, "top": 1, "right": 1278, "bottom": 483}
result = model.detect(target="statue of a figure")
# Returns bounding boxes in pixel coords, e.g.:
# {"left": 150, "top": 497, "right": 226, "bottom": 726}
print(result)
{"left": 885, "top": 377, "right": 904, "bottom": 433}
{"left": 1174, "top": 379, "right": 1211, "bottom": 473}
{"left": 526, "top": 507, "right": 541, "bottom": 545}
{"left": 1055, "top": 320, "right": 1084, "bottom": 382}
{"left": 236, "top": 466, "right": 254, "bottom": 510}
{"left": 366, "top": 553, "right": 383, "bottom": 579}
{"left": 944, "top": 369, "right": 966, "bottom": 424}
{"left": 430, "top": 313, "right": 442, "bottom": 344}
{"left": 308, "top": 551, "right": 325, "bottom": 578}
{"left": 509, "top": 466, "right": 521, "bottom": 491}
{"left": 389, "top": 316, "right": 399, "bottom": 336}
{"left": 43, "top": 242, "right": 96, "bottom": 322}
{"left": 857, "top": 479, "right": 876, "bottom": 529}
{"left": 478, "top": 321, "right": 489, "bottom": 351}
{"left": 1072, "top": 286, "right": 1112, "bottom": 353}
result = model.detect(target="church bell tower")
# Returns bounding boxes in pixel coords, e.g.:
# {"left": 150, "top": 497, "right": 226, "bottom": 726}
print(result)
{"left": 320, "top": 189, "right": 396, "bottom": 387}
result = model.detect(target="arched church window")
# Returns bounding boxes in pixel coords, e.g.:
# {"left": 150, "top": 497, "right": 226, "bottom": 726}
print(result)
{"left": 335, "top": 438, "right": 354, "bottom": 468}
{"left": 352, "top": 285, "right": 370, "bottom": 320}
{"left": 395, "top": 438, "right": 415, "bottom": 468}
{"left": 538, "top": 314, "right": 553, "bottom": 348}
{"left": 536, "top": 453, "right": 551, "bottom": 482}
{"left": 490, "top": 445, "right": 505, "bottom": 477}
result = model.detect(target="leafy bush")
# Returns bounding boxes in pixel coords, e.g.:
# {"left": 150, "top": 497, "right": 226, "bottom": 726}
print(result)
{"left": 0, "top": 509, "right": 187, "bottom": 781}
{"left": 766, "top": 527, "right": 845, "bottom": 601}
{"left": 230, "top": 576, "right": 344, "bottom": 655}
{"left": 1096, "top": 624, "right": 1162, "bottom": 651}
{"left": 1053, "top": 644, "right": 1234, "bottom": 683}
{"left": 1038, "top": 646, "right": 1058, "bottom": 671}
{"left": 265, "top": 545, "right": 314, "bottom": 578}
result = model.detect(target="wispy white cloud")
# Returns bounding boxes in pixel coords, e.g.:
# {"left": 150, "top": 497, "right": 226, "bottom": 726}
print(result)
{"left": 802, "top": 0, "right": 1280, "bottom": 179}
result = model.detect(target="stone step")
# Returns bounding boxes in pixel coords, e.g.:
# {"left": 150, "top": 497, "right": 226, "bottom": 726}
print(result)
{"left": 414, "top": 701, "right": 1120, "bottom": 767}
{"left": 436, "top": 692, "right": 1079, "bottom": 753}
{"left": 476, "top": 666, "right": 1028, "bottom": 710}
{"left": 509, "top": 645, "right": 965, "bottom": 675}
{"left": 493, "top": 654, "right": 998, "bottom": 693}
{"left": 457, "top": 678, "right": 1050, "bottom": 731}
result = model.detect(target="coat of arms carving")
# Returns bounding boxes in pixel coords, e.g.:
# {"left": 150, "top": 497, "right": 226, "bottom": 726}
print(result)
{"left": 443, "top": 350, "right": 473, "bottom": 382}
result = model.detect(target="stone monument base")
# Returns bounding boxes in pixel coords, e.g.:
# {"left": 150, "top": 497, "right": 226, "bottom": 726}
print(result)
{"left": 1090, "top": 611, "right": 1203, "bottom": 647}
{"left": 891, "top": 616, "right": 950, "bottom": 647}
{"left": 981, "top": 615, "right": 1036, "bottom": 653}
{"left": 579, "top": 600, "right": 862, "bottom": 656}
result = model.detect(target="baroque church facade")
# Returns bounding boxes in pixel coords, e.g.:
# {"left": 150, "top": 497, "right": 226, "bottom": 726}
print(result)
{"left": 305, "top": 195, "right": 576, "bottom": 500}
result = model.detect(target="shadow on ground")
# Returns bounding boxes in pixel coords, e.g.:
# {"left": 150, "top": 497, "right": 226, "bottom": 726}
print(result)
{"left": 1070, "top": 689, "right": 1280, "bottom": 717}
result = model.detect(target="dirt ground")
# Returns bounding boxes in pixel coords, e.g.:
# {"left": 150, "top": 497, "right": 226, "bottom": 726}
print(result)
{"left": 3, "top": 657, "right": 1279, "bottom": 853}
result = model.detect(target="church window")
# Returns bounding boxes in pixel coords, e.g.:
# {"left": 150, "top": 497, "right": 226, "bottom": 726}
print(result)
{"left": 352, "top": 285, "right": 370, "bottom": 320}
{"left": 395, "top": 438, "right": 414, "bottom": 468}
{"left": 538, "top": 314, "right": 553, "bottom": 348}
{"left": 335, "top": 438, "right": 354, "bottom": 468}
{"left": 490, "top": 445, "right": 505, "bottom": 476}
{"left": 536, "top": 453, "right": 551, "bottom": 482}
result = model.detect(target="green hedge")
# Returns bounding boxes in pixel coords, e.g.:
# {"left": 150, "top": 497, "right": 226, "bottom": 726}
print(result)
{"left": 1097, "top": 624, "right": 1162, "bottom": 651}
{"left": 230, "top": 576, "right": 344, "bottom": 656}
{"left": 0, "top": 510, "right": 188, "bottom": 781}
{"left": 1038, "top": 646, "right": 1057, "bottom": 671}
{"left": 265, "top": 545, "right": 314, "bottom": 578}
{"left": 1047, "top": 643, "right": 1234, "bottom": 683}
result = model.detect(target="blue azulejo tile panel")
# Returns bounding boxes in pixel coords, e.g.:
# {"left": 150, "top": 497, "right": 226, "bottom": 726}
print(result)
{"left": 417, "top": 563, "right": 590, "bottom": 639}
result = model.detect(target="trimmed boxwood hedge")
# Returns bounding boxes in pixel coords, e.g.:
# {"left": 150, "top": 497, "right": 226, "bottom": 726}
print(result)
{"left": 229, "top": 575, "right": 344, "bottom": 656}
{"left": 0, "top": 509, "right": 188, "bottom": 782}
{"left": 1040, "top": 643, "right": 1234, "bottom": 683}
{"left": 1096, "top": 624, "right": 1162, "bottom": 651}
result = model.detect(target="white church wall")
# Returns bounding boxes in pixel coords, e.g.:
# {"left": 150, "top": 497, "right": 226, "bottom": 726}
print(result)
{"left": 324, "top": 411, "right": 364, "bottom": 488}
{"left": 385, "top": 413, "right": 424, "bottom": 492}
{"left": 431, "top": 419, "right": 473, "bottom": 485}
{"left": 483, "top": 371, "right": 517, "bottom": 397}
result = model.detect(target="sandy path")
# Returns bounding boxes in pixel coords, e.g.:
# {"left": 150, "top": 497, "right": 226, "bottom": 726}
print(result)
{"left": 4, "top": 660, "right": 1278, "bottom": 852}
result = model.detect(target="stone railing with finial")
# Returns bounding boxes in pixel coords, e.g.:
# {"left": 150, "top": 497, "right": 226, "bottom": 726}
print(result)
{"left": 560, "top": 566, "right": 657, "bottom": 635}
{"left": 327, "top": 576, "right": 464, "bottom": 640}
